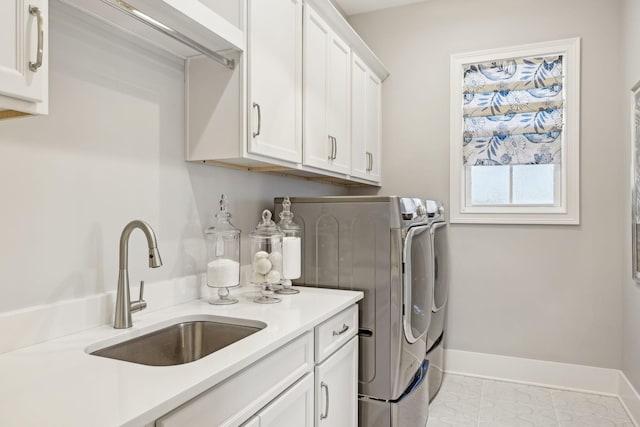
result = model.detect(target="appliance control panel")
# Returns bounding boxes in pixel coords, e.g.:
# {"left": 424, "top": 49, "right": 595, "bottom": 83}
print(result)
{"left": 399, "top": 198, "right": 443, "bottom": 224}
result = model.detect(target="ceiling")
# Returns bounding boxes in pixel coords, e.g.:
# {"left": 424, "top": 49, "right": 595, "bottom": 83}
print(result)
{"left": 332, "top": 0, "right": 429, "bottom": 16}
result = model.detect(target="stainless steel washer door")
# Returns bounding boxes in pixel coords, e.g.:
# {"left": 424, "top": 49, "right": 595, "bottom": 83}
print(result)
{"left": 402, "top": 224, "right": 433, "bottom": 344}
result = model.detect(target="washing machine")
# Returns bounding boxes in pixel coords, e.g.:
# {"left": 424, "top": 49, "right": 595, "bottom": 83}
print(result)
{"left": 425, "top": 201, "right": 448, "bottom": 401}
{"left": 275, "top": 196, "right": 435, "bottom": 426}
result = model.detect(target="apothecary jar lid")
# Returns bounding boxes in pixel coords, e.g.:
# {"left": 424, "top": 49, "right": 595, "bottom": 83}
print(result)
{"left": 205, "top": 194, "right": 239, "bottom": 236}
{"left": 250, "top": 209, "right": 282, "bottom": 238}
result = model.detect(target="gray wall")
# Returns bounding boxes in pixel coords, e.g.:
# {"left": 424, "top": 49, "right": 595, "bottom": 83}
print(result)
{"left": 0, "top": 1, "right": 343, "bottom": 314}
{"left": 349, "top": 0, "right": 626, "bottom": 368}
{"left": 622, "top": 0, "right": 640, "bottom": 392}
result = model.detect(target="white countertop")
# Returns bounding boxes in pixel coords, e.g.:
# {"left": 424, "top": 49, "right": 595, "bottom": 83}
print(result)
{"left": 0, "top": 286, "right": 362, "bottom": 426}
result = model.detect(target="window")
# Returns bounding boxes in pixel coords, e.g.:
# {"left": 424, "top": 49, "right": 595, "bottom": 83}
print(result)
{"left": 450, "top": 38, "right": 580, "bottom": 224}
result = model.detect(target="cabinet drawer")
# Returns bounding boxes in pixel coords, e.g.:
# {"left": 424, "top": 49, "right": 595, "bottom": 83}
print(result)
{"left": 156, "top": 331, "right": 313, "bottom": 427}
{"left": 315, "top": 305, "right": 358, "bottom": 363}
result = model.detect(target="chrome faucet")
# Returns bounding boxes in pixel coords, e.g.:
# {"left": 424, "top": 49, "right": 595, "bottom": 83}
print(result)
{"left": 114, "top": 220, "right": 163, "bottom": 329}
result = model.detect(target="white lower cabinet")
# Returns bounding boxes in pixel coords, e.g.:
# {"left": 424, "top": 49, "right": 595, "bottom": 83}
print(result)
{"left": 242, "top": 373, "right": 314, "bottom": 427}
{"left": 314, "top": 305, "right": 359, "bottom": 426}
{"left": 155, "top": 332, "right": 314, "bottom": 427}
{"left": 315, "top": 337, "right": 358, "bottom": 427}
{"left": 155, "top": 304, "right": 359, "bottom": 427}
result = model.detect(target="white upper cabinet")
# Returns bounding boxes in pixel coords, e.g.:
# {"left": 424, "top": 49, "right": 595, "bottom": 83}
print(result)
{"left": 327, "top": 33, "right": 351, "bottom": 173}
{"left": 303, "top": 4, "right": 351, "bottom": 175}
{"left": 247, "top": 0, "right": 302, "bottom": 163}
{"left": 351, "top": 53, "right": 381, "bottom": 183}
{"left": 302, "top": 7, "right": 330, "bottom": 171}
{"left": 185, "top": 0, "right": 387, "bottom": 186}
{"left": 0, "top": 0, "right": 48, "bottom": 118}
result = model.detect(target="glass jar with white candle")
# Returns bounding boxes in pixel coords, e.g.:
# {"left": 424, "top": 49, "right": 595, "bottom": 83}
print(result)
{"left": 276, "top": 197, "right": 301, "bottom": 295}
{"left": 205, "top": 194, "right": 240, "bottom": 305}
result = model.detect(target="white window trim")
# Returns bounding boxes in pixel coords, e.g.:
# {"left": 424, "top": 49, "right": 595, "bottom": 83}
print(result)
{"left": 449, "top": 38, "right": 581, "bottom": 225}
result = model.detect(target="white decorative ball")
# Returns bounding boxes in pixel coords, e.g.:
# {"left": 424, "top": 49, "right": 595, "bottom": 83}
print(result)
{"left": 254, "top": 257, "right": 272, "bottom": 274}
{"left": 268, "top": 251, "right": 282, "bottom": 267}
{"left": 265, "top": 270, "right": 281, "bottom": 284}
{"left": 254, "top": 251, "right": 269, "bottom": 261}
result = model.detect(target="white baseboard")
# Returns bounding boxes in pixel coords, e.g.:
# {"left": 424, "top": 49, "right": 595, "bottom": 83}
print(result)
{"left": 0, "top": 274, "right": 203, "bottom": 355}
{"left": 444, "top": 349, "right": 640, "bottom": 426}
{"left": 619, "top": 371, "right": 640, "bottom": 426}
{"left": 444, "top": 348, "right": 620, "bottom": 394}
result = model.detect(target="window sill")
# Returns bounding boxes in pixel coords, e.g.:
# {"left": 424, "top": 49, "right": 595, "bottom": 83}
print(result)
{"left": 450, "top": 211, "right": 579, "bottom": 225}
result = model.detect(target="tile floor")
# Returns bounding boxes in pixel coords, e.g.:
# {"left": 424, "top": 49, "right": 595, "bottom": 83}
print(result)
{"left": 426, "top": 374, "right": 636, "bottom": 427}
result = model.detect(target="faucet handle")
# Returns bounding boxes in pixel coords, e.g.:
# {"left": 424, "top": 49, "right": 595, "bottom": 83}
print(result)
{"left": 139, "top": 280, "right": 145, "bottom": 302}
{"left": 130, "top": 281, "right": 147, "bottom": 314}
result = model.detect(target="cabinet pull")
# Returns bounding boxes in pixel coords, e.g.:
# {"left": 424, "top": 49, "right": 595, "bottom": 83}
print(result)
{"left": 332, "top": 323, "right": 349, "bottom": 336}
{"left": 366, "top": 152, "right": 372, "bottom": 171}
{"left": 252, "top": 103, "right": 261, "bottom": 138}
{"left": 29, "top": 5, "right": 44, "bottom": 72}
{"left": 327, "top": 135, "right": 334, "bottom": 160}
{"left": 333, "top": 137, "right": 338, "bottom": 160}
{"left": 320, "top": 381, "right": 330, "bottom": 420}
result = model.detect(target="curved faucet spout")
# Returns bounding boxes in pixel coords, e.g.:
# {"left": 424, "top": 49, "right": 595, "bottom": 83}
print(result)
{"left": 114, "top": 220, "right": 163, "bottom": 329}
{"left": 118, "top": 220, "right": 163, "bottom": 269}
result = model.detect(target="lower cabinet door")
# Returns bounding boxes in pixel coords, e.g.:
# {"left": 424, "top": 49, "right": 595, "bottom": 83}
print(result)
{"left": 258, "top": 373, "right": 314, "bottom": 427}
{"left": 316, "top": 336, "right": 358, "bottom": 427}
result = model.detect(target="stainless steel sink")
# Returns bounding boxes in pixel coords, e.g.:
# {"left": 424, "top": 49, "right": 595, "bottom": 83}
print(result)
{"left": 90, "top": 319, "right": 266, "bottom": 366}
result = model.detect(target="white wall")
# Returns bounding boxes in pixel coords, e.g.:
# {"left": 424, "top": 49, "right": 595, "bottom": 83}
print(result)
{"left": 0, "top": 1, "right": 343, "bottom": 314}
{"left": 349, "top": 0, "right": 626, "bottom": 368}
{"left": 622, "top": 0, "right": 640, "bottom": 392}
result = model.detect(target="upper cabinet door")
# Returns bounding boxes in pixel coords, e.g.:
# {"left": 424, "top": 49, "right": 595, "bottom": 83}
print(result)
{"left": 0, "top": 0, "right": 48, "bottom": 116}
{"left": 303, "top": 4, "right": 351, "bottom": 175}
{"left": 351, "top": 54, "right": 368, "bottom": 179}
{"left": 364, "top": 70, "right": 382, "bottom": 181}
{"left": 326, "top": 33, "right": 351, "bottom": 174}
{"left": 351, "top": 53, "right": 381, "bottom": 183}
{"left": 247, "top": 0, "right": 302, "bottom": 163}
{"left": 302, "top": 4, "right": 330, "bottom": 171}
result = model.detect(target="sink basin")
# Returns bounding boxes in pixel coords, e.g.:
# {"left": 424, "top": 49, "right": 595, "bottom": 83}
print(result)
{"left": 90, "top": 318, "right": 266, "bottom": 366}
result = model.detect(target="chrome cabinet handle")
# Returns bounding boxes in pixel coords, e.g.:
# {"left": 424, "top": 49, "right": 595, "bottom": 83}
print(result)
{"left": 332, "top": 323, "right": 349, "bottom": 336}
{"left": 366, "top": 152, "right": 372, "bottom": 171}
{"left": 320, "top": 381, "right": 330, "bottom": 420}
{"left": 29, "top": 5, "right": 44, "bottom": 72}
{"left": 333, "top": 137, "right": 337, "bottom": 160}
{"left": 252, "top": 103, "right": 261, "bottom": 138}
{"left": 327, "top": 135, "right": 335, "bottom": 160}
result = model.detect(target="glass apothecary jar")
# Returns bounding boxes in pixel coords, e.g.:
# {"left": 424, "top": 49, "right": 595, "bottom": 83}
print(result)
{"left": 250, "top": 209, "right": 283, "bottom": 304}
{"left": 205, "top": 194, "right": 240, "bottom": 305}
{"left": 276, "top": 197, "right": 301, "bottom": 295}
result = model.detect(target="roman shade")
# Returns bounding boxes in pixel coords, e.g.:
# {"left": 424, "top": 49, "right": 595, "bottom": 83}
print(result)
{"left": 462, "top": 55, "right": 564, "bottom": 166}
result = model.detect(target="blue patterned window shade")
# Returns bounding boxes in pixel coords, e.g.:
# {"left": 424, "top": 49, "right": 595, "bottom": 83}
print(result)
{"left": 462, "top": 55, "right": 564, "bottom": 166}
